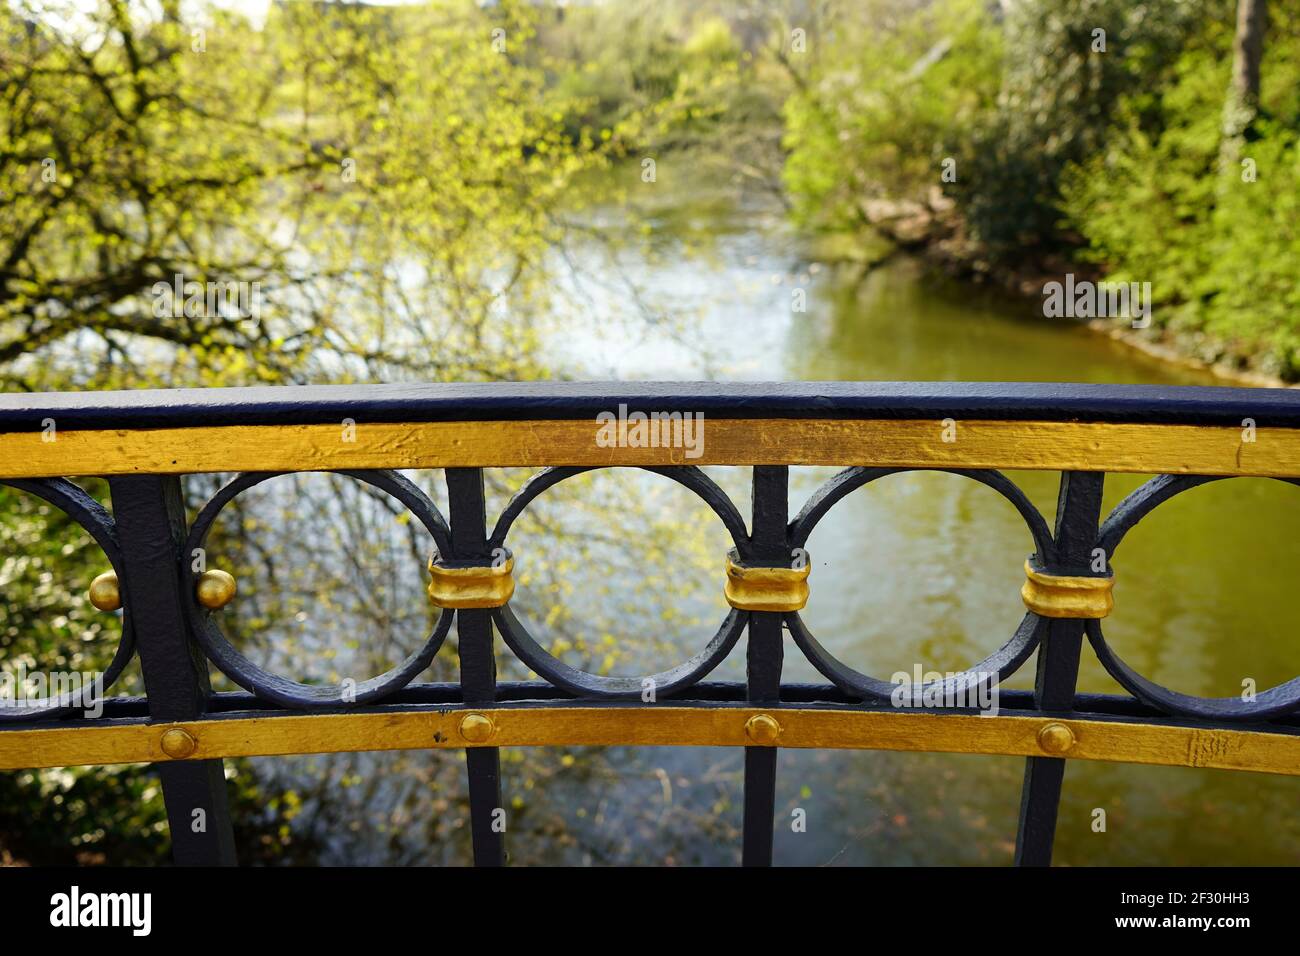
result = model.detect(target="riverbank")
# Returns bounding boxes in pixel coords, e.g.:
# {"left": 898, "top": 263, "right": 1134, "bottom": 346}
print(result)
{"left": 989, "top": 255, "right": 1296, "bottom": 390}
{"left": 1080, "top": 320, "right": 1297, "bottom": 389}
{"left": 997, "top": 261, "right": 1296, "bottom": 390}
{"left": 813, "top": 203, "right": 1296, "bottom": 390}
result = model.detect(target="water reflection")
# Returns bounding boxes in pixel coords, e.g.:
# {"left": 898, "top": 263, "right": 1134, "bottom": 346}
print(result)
{"left": 244, "top": 172, "right": 1300, "bottom": 866}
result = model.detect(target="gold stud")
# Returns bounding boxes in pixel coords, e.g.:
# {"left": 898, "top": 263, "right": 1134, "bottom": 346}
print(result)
{"left": 745, "top": 713, "right": 781, "bottom": 745}
{"left": 1038, "top": 722, "right": 1076, "bottom": 755}
{"left": 459, "top": 713, "right": 495, "bottom": 744}
{"left": 88, "top": 571, "right": 121, "bottom": 611}
{"left": 160, "top": 728, "right": 197, "bottom": 759}
{"left": 195, "top": 569, "right": 237, "bottom": 609}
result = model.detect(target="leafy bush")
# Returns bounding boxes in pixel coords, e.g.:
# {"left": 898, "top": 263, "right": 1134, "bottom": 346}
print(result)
{"left": 953, "top": 0, "right": 1208, "bottom": 257}
{"left": 1061, "top": 4, "right": 1300, "bottom": 377}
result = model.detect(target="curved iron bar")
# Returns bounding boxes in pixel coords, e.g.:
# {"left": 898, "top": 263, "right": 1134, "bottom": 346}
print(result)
{"left": 488, "top": 465, "right": 751, "bottom": 557}
{"left": 790, "top": 466, "right": 1056, "bottom": 559}
{"left": 1090, "top": 474, "right": 1300, "bottom": 721}
{"left": 0, "top": 479, "right": 136, "bottom": 721}
{"left": 488, "top": 465, "right": 752, "bottom": 698}
{"left": 786, "top": 467, "right": 1054, "bottom": 703}
{"left": 183, "top": 470, "right": 454, "bottom": 709}
{"left": 493, "top": 604, "right": 748, "bottom": 700}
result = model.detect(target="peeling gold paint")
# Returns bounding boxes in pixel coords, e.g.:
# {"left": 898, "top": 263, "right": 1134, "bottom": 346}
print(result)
{"left": 1, "top": 419, "right": 1299, "bottom": 478}
{"left": 1, "top": 707, "right": 1298, "bottom": 777}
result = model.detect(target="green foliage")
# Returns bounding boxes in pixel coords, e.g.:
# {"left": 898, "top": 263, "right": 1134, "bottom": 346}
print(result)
{"left": 543, "top": 3, "right": 685, "bottom": 143}
{"left": 0, "top": 0, "right": 607, "bottom": 390}
{"left": 954, "top": 0, "right": 1208, "bottom": 255}
{"left": 1061, "top": 3, "right": 1300, "bottom": 377}
{"left": 781, "top": 0, "right": 1214, "bottom": 252}
{"left": 539, "top": 3, "right": 778, "bottom": 167}
{"left": 782, "top": 0, "right": 1002, "bottom": 231}
{"left": 778, "top": 0, "right": 1300, "bottom": 378}
{"left": 0, "top": 757, "right": 314, "bottom": 865}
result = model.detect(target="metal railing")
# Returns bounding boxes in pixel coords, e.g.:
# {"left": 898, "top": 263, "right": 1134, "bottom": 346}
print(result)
{"left": 2, "top": 381, "right": 1300, "bottom": 866}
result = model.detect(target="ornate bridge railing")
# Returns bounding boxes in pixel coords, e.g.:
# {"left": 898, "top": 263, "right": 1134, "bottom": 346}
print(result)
{"left": 2, "top": 381, "right": 1300, "bottom": 866}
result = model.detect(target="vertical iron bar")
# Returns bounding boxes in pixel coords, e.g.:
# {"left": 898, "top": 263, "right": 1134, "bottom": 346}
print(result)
{"left": 742, "top": 466, "right": 788, "bottom": 867}
{"left": 1013, "top": 470, "right": 1105, "bottom": 866}
{"left": 108, "top": 475, "right": 236, "bottom": 866}
{"left": 445, "top": 467, "right": 506, "bottom": 867}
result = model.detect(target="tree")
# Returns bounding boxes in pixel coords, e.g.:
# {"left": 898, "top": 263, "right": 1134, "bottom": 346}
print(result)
{"left": 1221, "top": 0, "right": 1268, "bottom": 163}
{"left": 956, "top": 0, "right": 1205, "bottom": 257}
{"left": 0, "top": 0, "right": 605, "bottom": 391}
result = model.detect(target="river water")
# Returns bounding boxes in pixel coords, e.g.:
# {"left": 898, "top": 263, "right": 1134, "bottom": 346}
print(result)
{"left": 241, "top": 167, "right": 1300, "bottom": 866}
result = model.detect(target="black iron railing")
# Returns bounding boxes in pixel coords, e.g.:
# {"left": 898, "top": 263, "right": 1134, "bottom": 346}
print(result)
{"left": 2, "top": 381, "right": 1300, "bottom": 866}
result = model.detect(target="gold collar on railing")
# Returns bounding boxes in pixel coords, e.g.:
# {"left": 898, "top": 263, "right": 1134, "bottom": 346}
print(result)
{"left": 427, "top": 553, "right": 515, "bottom": 609}
{"left": 1021, "top": 558, "right": 1113, "bottom": 619}
{"left": 724, "top": 550, "right": 810, "bottom": 613}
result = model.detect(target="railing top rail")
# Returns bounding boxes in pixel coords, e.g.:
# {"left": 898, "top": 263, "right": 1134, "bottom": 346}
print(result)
{"left": 2, "top": 380, "right": 1300, "bottom": 430}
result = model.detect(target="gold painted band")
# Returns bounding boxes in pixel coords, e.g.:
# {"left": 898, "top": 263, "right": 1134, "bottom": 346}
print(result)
{"left": 724, "top": 553, "right": 810, "bottom": 612}
{"left": 2, "top": 706, "right": 1297, "bottom": 776}
{"left": 427, "top": 556, "right": 515, "bottom": 609}
{"left": 0, "top": 418, "right": 1296, "bottom": 478}
{"left": 1021, "top": 559, "right": 1115, "bottom": 619}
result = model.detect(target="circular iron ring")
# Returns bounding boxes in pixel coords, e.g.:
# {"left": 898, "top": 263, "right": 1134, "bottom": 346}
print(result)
{"left": 184, "top": 470, "right": 454, "bottom": 709}
{"left": 1089, "top": 473, "right": 1300, "bottom": 721}
{"left": 785, "top": 467, "right": 1056, "bottom": 704}
{"left": 487, "top": 466, "right": 750, "bottom": 699}
{"left": 0, "top": 479, "right": 136, "bottom": 721}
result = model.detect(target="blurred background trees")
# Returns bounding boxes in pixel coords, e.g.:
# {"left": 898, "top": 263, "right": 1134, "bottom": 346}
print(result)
{"left": 779, "top": 0, "right": 1299, "bottom": 378}
{"left": 1, "top": 0, "right": 610, "bottom": 391}
{"left": 6, "top": 0, "right": 1296, "bottom": 386}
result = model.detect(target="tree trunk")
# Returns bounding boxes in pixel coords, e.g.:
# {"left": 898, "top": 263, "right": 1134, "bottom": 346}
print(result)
{"left": 1223, "top": 0, "right": 1268, "bottom": 147}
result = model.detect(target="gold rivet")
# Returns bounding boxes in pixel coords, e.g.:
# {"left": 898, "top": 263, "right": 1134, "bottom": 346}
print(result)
{"left": 160, "top": 728, "right": 197, "bottom": 759}
{"left": 745, "top": 714, "right": 781, "bottom": 745}
{"left": 88, "top": 571, "right": 121, "bottom": 611}
{"left": 196, "top": 569, "right": 237, "bottom": 609}
{"left": 1038, "top": 722, "right": 1076, "bottom": 755}
{"left": 459, "top": 713, "right": 495, "bottom": 744}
